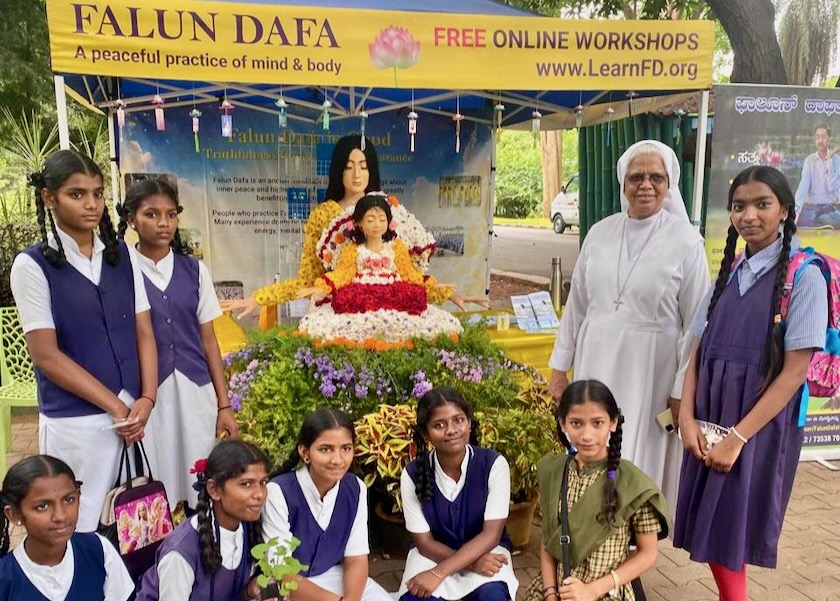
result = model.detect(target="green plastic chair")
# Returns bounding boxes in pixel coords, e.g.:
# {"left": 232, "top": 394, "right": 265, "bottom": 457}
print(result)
{"left": 0, "top": 307, "right": 38, "bottom": 477}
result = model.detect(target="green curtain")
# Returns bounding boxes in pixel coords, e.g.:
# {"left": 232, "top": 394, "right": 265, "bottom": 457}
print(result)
{"left": 578, "top": 114, "right": 710, "bottom": 243}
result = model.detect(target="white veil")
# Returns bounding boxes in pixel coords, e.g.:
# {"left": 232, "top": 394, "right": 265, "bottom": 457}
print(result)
{"left": 616, "top": 140, "right": 690, "bottom": 223}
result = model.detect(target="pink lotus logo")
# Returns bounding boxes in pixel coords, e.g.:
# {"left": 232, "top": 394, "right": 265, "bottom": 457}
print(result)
{"left": 369, "top": 26, "right": 420, "bottom": 86}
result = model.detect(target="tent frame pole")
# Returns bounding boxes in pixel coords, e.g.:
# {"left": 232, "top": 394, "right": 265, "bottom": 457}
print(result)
{"left": 691, "top": 89, "right": 710, "bottom": 230}
{"left": 54, "top": 75, "right": 71, "bottom": 150}
{"left": 107, "top": 112, "right": 121, "bottom": 207}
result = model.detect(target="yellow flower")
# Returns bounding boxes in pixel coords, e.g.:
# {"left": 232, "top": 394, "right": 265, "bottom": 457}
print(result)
{"left": 252, "top": 202, "right": 342, "bottom": 305}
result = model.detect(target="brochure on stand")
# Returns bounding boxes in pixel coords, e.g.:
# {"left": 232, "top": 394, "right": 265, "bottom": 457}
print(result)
{"left": 511, "top": 291, "right": 560, "bottom": 332}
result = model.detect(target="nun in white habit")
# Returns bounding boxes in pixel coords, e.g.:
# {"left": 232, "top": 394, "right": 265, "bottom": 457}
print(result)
{"left": 548, "top": 140, "right": 710, "bottom": 517}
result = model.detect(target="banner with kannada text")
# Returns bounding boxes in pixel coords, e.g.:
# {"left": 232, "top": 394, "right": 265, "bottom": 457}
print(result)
{"left": 705, "top": 84, "right": 840, "bottom": 460}
{"left": 46, "top": 0, "right": 714, "bottom": 90}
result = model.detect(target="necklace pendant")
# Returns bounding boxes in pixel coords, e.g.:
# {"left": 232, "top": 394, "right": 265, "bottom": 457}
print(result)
{"left": 613, "top": 295, "right": 623, "bottom": 310}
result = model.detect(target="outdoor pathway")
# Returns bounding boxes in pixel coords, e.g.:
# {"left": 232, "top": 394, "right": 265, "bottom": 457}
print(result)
{"left": 5, "top": 411, "right": 840, "bottom": 600}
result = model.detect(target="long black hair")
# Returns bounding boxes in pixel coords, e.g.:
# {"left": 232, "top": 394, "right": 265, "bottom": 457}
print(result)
{"left": 116, "top": 178, "right": 188, "bottom": 255}
{"left": 0, "top": 455, "right": 79, "bottom": 556}
{"left": 29, "top": 149, "right": 120, "bottom": 267}
{"left": 412, "top": 387, "right": 480, "bottom": 503}
{"left": 271, "top": 408, "right": 356, "bottom": 477}
{"left": 194, "top": 440, "right": 269, "bottom": 574}
{"left": 324, "top": 135, "right": 381, "bottom": 203}
{"left": 347, "top": 194, "right": 397, "bottom": 244}
{"left": 555, "top": 380, "right": 623, "bottom": 528}
{"left": 704, "top": 166, "right": 797, "bottom": 395}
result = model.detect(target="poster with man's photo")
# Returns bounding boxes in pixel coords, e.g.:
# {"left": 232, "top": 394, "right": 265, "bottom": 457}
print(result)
{"left": 706, "top": 83, "right": 840, "bottom": 460}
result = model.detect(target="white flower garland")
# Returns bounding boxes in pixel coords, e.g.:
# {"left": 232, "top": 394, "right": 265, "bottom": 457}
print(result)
{"left": 299, "top": 304, "right": 463, "bottom": 343}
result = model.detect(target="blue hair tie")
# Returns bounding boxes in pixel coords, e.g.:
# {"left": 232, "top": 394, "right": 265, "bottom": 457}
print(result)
{"left": 607, "top": 468, "right": 617, "bottom": 480}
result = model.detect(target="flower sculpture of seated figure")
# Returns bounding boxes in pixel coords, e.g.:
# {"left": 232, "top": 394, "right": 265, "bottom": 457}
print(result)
{"left": 298, "top": 193, "right": 464, "bottom": 343}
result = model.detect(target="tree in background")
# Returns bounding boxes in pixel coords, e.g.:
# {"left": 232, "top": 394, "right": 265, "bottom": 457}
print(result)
{"left": 776, "top": 0, "right": 840, "bottom": 86}
{"left": 504, "top": 0, "right": 789, "bottom": 83}
{"left": 0, "top": 0, "right": 53, "bottom": 117}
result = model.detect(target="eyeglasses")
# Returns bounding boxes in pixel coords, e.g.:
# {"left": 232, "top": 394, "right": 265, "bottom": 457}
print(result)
{"left": 626, "top": 173, "right": 668, "bottom": 186}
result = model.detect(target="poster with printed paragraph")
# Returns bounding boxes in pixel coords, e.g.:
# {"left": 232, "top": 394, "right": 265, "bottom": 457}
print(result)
{"left": 119, "top": 107, "right": 493, "bottom": 305}
{"left": 705, "top": 83, "right": 840, "bottom": 460}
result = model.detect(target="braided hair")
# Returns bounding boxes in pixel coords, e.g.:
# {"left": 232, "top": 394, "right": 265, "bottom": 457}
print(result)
{"left": 324, "top": 135, "right": 381, "bottom": 203}
{"left": 1, "top": 455, "right": 79, "bottom": 556}
{"left": 702, "top": 166, "right": 797, "bottom": 395}
{"left": 30, "top": 150, "right": 120, "bottom": 267}
{"left": 269, "top": 408, "right": 356, "bottom": 478}
{"left": 555, "top": 380, "right": 623, "bottom": 528}
{"left": 413, "top": 387, "right": 480, "bottom": 503}
{"left": 347, "top": 193, "right": 397, "bottom": 244}
{"left": 117, "top": 178, "right": 188, "bottom": 255}
{"left": 194, "top": 440, "right": 270, "bottom": 574}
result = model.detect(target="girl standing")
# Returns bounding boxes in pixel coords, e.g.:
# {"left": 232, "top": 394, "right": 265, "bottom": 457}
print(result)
{"left": 10, "top": 150, "right": 158, "bottom": 532}
{"left": 117, "top": 178, "right": 238, "bottom": 509}
{"left": 524, "top": 380, "right": 668, "bottom": 601}
{"left": 674, "top": 166, "right": 828, "bottom": 601}
{"left": 398, "top": 387, "right": 518, "bottom": 601}
{"left": 136, "top": 439, "right": 269, "bottom": 600}
{"left": 0, "top": 454, "right": 135, "bottom": 600}
{"left": 261, "top": 408, "right": 391, "bottom": 601}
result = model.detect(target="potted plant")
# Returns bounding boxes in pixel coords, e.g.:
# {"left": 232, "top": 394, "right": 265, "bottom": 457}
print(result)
{"left": 479, "top": 405, "right": 564, "bottom": 548}
{"left": 354, "top": 404, "right": 417, "bottom": 558}
{"left": 251, "top": 536, "right": 307, "bottom": 599}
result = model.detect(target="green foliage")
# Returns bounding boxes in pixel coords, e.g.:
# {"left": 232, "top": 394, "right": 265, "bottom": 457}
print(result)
{"left": 776, "top": 0, "right": 840, "bottom": 85}
{"left": 503, "top": 0, "right": 708, "bottom": 18}
{"left": 494, "top": 130, "right": 543, "bottom": 218}
{"left": 0, "top": 0, "right": 52, "bottom": 117}
{"left": 478, "top": 381, "right": 565, "bottom": 502}
{"left": 494, "top": 129, "right": 579, "bottom": 219}
{"left": 354, "top": 404, "right": 416, "bottom": 513}
{"left": 0, "top": 107, "right": 59, "bottom": 179}
{"left": 226, "top": 324, "right": 536, "bottom": 467}
{"left": 251, "top": 536, "right": 307, "bottom": 596}
{"left": 0, "top": 218, "right": 39, "bottom": 306}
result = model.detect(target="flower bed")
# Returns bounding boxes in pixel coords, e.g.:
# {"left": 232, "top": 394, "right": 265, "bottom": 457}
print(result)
{"left": 225, "top": 322, "right": 563, "bottom": 511}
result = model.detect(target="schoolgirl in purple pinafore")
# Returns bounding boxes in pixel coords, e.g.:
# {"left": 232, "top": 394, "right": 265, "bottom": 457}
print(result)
{"left": 135, "top": 249, "right": 220, "bottom": 509}
{"left": 399, "top": 447, "right": 518, "bottom": 601}
{"left": 0, "top": 532, "right": 125, "bottom": 601}
{"left": 674, "top": 167, "right": 828, "bottom": 584}
{"left": 135, "top": 519, "right": 251, "bottom": 601}
{"left": 119, "top": 177, "right": 237, "bottom": 511}
{"left": 262, "top": 469, "right": 392, "bottom": 601}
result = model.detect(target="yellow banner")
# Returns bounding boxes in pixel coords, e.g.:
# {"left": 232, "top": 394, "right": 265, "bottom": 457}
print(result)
{"left": 46, "top": 0, "right": 714, "bottom": 90}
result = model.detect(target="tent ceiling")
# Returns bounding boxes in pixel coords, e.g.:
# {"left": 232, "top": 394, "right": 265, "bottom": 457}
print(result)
{"left": 65, "top": 76, "right": 698, "bottom": 130}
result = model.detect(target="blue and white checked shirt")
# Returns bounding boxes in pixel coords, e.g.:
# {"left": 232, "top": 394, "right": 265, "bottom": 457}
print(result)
{"left": 689, "top": 236, "right": 827, "bottom": 350}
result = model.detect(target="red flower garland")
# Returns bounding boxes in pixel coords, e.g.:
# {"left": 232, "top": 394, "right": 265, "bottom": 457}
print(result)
{"left": 331, "top": 282, "right": 427, "bottom": 315}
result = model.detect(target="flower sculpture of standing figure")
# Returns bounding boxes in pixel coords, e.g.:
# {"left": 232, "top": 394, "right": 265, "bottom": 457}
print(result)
{"left": 370, "top": 26, "right": 420, "bottom": 87}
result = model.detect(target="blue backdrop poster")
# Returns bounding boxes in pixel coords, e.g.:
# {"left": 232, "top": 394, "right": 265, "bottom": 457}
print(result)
{"left": 119, "top": 105, "right": 493, "bottom": 303}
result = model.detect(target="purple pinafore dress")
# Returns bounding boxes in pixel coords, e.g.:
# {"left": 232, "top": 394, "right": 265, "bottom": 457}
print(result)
{"left": 673, "top": 266, "right": 804, "bottom": 571}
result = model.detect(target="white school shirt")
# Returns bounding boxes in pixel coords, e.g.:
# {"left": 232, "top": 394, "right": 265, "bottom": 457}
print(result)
{"left": 400, "top": 446, "right": 511, "bottom": 535}
{"left": 156, "top": 515, "right": 244, "bottom": 599}
{"left": 129, "top": 247, "right": 222, "bottom": 325}
{"left": 12, "top": 534, "right": 134, "bottom": 601}
{"left": 262, "top": 467, "right": 369, "bottom": 557}
{"left": 10, "top": 226, "right": 150, "bottom": 333}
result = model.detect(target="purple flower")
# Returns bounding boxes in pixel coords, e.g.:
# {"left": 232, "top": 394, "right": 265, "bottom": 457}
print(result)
{"left": 320, "top": 381, "right": 337, "bottom": 398}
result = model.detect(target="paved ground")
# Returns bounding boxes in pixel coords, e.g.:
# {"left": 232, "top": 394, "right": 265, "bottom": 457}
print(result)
{"left": 5, "top": 410, "right": 840, "bottom": 600}
{"left": 490, "top": 225, "right": 579, "bottom": 280}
